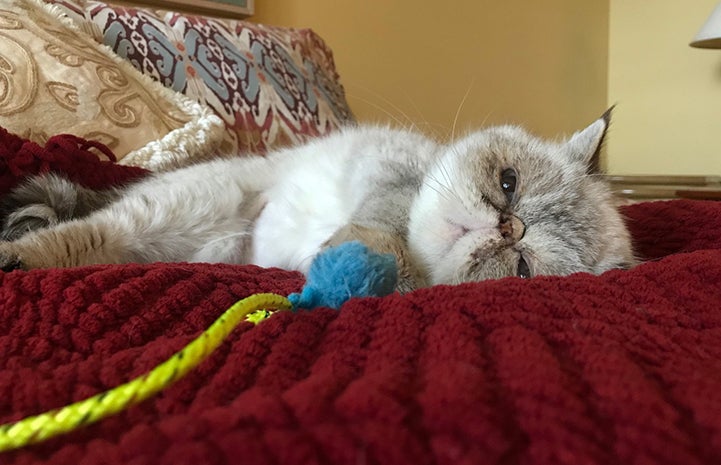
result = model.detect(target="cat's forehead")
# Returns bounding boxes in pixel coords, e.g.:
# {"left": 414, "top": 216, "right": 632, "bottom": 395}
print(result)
{"left": 439, "top": 127, "right": 561, "bottom": 182}
{"left": 456, "top": 125, "right": 538, "bottom": 147}
{"left": 441, "top": 126, "right": 592, "bottom": 191}
{"left": 448, "top": 125, "right": 567, "bottom": 164}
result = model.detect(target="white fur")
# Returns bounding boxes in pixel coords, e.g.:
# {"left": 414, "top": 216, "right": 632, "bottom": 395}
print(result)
{"left": 252, "top": 126, "right": 440, "bottom": 272}
{"left": 408, "top": 149, "right": 498, "bottom": 284}
{"left": 89, "top": 125, "right": 440, "bottom": 274}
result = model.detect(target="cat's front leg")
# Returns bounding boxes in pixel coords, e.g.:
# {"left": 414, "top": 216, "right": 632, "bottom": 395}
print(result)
{"left": 0, "top": 242, "right": 22, "bottom": 271}
{"left": 0, "top": 240, "right": 51, "bottom": 271}
{"left": 0, "top": 221, "right": 128, "bottom": 271}
{"left": 324, "top": 224, "right": 428, "bottom": 293}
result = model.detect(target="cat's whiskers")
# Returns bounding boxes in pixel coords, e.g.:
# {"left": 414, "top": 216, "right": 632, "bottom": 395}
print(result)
{"left": 443, "top": 178, "right": 475, "bottom": 218}
{"left": 399, "top": 88, "right": 445, "bottom": 140}
{"left": 435, "top": 158, "right": 456, "bottom": 189}
{"left": 422, "top": 176, "right": 455, "bottom": 203}
{"left": 345, "top": 85, "right": 422, "bottom": 133}
{"left": 449, "top": 80, "right": 474, "bottom": 143}
{"left": 427, "top": 146, "right": 466, "bottom": 200}
{"left": 345, "top": 83, "right": 447, "bottom": 138}
{"left": 438, "top": 147, "right": 482, "bottom": 217}
{"left": 424, "top": 172, "right": 463, "bottom": 206}
{"left": 345, "top": 93, "right": 411, "bottom": 129}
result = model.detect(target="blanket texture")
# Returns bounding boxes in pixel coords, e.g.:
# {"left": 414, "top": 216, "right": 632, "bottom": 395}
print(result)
{"left": 0, "top": 129, "right": 720, "bottom": 465}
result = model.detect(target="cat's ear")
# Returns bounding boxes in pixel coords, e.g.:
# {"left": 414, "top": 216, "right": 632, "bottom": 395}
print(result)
{"left": 565, "top": 107, "right": 612, "bottom": 174}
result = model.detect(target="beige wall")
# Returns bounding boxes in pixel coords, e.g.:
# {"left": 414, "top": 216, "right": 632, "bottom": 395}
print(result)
{"left": 253, "top": 1, "right": 721, "bottom": 175}
{"left": 608, "top": 0, "right": 721, "bottom": 175}
{"left": 252, "top": 0, "right": 609, "bottom": 141}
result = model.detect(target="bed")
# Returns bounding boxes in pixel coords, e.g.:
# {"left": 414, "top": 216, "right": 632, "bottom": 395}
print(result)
{"left": 1, "top": 0, "right": 720, "bottom": 464}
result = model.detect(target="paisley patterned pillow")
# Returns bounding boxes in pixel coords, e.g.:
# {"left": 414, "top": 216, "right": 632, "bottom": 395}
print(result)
{"left": 51, "top": 0, "right": 355, "bottom": 155}
{"left": 0, "top": 0, "right": 225, "bottom": 171}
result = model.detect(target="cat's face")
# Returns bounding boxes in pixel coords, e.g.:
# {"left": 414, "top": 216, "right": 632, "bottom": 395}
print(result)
{"left": 408, "top": 112, "right": 635, "bottom": 285}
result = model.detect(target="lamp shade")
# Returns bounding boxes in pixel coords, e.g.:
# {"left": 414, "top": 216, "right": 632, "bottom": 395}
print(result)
{"left": 691, "top": 3, "right": 721, "bottom": 48}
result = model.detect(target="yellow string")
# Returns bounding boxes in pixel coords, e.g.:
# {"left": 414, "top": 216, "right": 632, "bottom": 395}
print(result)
{"left": 0, "top": 292, "right": 292, "bottom": 453}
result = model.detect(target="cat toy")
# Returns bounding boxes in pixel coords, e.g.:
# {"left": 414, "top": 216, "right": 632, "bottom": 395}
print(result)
{"left": 0, "top": 241, "right": 398, "bottom": 453}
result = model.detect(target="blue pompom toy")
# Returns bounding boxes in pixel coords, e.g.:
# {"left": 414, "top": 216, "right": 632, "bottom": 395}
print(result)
{"left": 288, "top": 241, "right": 398, "bottom": 310}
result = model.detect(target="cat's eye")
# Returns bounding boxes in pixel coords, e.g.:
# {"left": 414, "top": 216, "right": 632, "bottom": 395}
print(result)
{"left": 517, "top": 256, "right": 531, "bottom": 279}
{"left": 500, "top": 168, "right": 517, "bottom": 202}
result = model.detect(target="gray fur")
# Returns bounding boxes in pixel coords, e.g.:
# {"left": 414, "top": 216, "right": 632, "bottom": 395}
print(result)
{"left": 0, "top": 173, "right": 122, "bottom": 240}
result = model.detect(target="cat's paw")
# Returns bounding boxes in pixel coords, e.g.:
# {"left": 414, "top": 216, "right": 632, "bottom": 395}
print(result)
{"left": 0, "top": 243, "right": 23, "bottom": 272}
{"left": 325, "top": 223, "right": 428, "bottom": 292}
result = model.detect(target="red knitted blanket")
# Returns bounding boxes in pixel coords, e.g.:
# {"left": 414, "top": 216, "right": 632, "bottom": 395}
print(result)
{"left": 0, "top": 128, "right": 720, "bottom": 465}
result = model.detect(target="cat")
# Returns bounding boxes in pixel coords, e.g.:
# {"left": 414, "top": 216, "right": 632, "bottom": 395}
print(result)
{"left": 0, "top": 110, "right": 635, "bottom": 292}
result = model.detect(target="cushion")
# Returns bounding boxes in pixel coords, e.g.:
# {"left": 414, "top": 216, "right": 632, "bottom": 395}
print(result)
{"left": 49, "top": 0, "right": 356, "bottom": 155}
{"left": 0, "top": 0, "right": 225, "bottom": 171}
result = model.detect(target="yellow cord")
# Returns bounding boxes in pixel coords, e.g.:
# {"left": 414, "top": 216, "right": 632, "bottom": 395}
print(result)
{"left": 0, "top": 292, "right": 292, "bottom": 453}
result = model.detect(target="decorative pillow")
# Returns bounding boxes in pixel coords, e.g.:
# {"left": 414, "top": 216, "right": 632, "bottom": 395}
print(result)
{"left": 0, "top": 0, "right": 225, "bottom": 171}
{"left": 49, "top": 0, "right": 356, "bottom": 155}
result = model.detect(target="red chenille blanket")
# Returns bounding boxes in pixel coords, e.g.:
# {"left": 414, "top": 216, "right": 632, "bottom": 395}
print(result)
{"left": 0, "top": 128, "right": 720, "bottom": 465}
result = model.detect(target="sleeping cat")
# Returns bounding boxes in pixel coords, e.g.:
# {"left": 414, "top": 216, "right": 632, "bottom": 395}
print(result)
{"left": 0, "top": 110, "right": 635, "bottom": 291}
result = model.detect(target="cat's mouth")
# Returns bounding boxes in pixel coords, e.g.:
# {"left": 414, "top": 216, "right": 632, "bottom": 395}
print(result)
{"left": 448, "top": 221, "right": 470, "bottom": 242}
{"left": 445, "top": 220, "right": 496, "bottom": 251}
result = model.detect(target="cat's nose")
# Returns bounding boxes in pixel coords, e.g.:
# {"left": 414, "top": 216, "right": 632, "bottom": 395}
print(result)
{"left": 499, "top": 214, "right": 525, "bottom": 243}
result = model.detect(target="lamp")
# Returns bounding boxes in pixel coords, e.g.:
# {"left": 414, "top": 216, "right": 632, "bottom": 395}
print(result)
{"left": 691, "top": 3, "right": 721, "bottom": 48}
